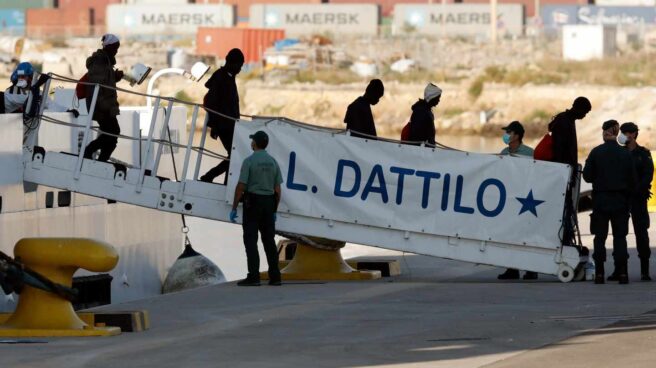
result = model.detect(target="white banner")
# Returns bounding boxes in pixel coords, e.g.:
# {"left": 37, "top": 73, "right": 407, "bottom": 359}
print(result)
{"left": 228, "top": 120, "right": 571, "bottom": 249}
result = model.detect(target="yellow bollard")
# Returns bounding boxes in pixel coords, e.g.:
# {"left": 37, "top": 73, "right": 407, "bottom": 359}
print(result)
{"left": 261, "top": 240, "right": 381, "bottom": 281}
{"left": 650, "top": 175, "right": 656, "bottom": 213}
{"left": 0, "top": 238, "right": 120, "bottom": 337}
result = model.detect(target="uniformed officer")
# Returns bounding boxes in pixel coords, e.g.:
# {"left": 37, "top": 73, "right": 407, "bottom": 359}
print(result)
{"left": 230, "top": 131, "right": 283, "bottom": 286}
{"left": 583, "top": 120, "right": 637, "bottom": 284}
{"left": 616, "top": 122, "right": 653, "bottom": 281}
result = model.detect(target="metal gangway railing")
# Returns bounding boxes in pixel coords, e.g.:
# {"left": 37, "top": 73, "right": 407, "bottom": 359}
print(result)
{"left": 20, "top": 73, "right": 583, "bottom": 282}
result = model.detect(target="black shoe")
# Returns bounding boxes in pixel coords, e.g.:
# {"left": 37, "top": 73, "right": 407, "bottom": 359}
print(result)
{"left": 523, "top": 271, "right": 538, "bottom": 280}
{"left": 619, "top": 274, "right": 629, "bottom": 284}
{"left": 498, "top": 269, "right": 520, "bottom": 280}
{"left": 199, "top": 174, "right": 213, "bottom": 183}
{"left": 640, "top": 259, "right": 650, "bottom": 281}
{"left": 268, "top": 280, "right": 282, "bottom": 286}
{"left": 594, "top": 275, "right": 605, "bottom": 284}
{"left": 607, "top": 272, "right": 619, "bottom": 281}
{"left": 237, "top": 278, "right": 261, "bottom": 287}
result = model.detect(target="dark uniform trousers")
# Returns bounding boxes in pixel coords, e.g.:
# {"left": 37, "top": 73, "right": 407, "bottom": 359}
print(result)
{"left": 84, "top": 113, "right": 120, "bottom": 162}
{"left": 590, "top": 193, "right": 630, "bottom": 264}
{"left": 242, "top": 193, "right": 280, "bottom": 282}
{"left": 631, "top": 196, "right": 651, "bottom": 260}
{"left": 203, "top": 124, "right": 233, "bottom": 183}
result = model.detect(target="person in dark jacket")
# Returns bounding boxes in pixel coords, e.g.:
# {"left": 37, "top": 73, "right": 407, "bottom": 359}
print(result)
{"left": 344, "top": 79, "right": 384, "bottom": 138}
{"left": 615, "top": 122, "right": 653, "bottom": 281}
{"left": 200, "top": 48, "right": 244, "bottom": 184}
{"left": 549, "top": 97, "right": 591, "bottom": 168}
{"left": 549, "top": 96, "right": 592, "bottom": 246}
{"left": 583, "top": 120, "right": 637, "bottom": 284}
{"left": 408, "top": 83, "right": 442, "bottom": 145}
{"left": 83, "top": 34, "right": 123, "bottom": 162}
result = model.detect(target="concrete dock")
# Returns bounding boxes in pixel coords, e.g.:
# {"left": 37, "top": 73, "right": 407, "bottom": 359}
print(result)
{"left": 2, "top": 239, "right": 655, "bottom": 368}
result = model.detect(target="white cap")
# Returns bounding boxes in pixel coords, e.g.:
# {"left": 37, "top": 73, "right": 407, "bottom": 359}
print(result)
{"left": 424, "top": 83, "right": 442, "bottom": 102}
{"left": 101, "top": 33, "right": 120, "bottom": 47}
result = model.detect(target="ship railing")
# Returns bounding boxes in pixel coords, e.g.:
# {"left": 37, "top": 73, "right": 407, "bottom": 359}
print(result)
{"left": 32, "top": 73, "right": 465, "bottom": 187}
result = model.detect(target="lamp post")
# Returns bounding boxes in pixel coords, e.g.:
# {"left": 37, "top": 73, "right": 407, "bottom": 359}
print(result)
{"left": 146, "top": 62, "right": 211, "bottom": 109}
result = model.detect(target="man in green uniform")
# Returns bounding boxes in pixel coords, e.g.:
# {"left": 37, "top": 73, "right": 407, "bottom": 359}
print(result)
{"left": 615, "top": 122, "right": 653, "bottom": 281}
{"left": 583, "top": 120, "right": 636, "bottom": 284}
{"left": 230, "top": 131, "right": 283, "bottom": 286}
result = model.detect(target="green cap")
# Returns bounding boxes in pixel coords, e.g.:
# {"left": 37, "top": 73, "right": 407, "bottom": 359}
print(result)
{"left": 602, "top": 119, "right": 619, "bottom": 131}
{"left": 249, "top": 130, "right": 269, "bottom": 147}
{"left": 620, "top": 122, "right": 639, "bottom": 133}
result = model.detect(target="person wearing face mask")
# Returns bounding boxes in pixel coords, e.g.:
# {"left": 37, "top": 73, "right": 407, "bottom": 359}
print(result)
{"left": 408, "top": 83, "right": 442, "bottom": 145}
{"left": 230, "top": 131, "right": 283, "bottom": 286}
{"left": 83, "top": 34, "right": 124, "bottom": 162}
{"left": 497, "top": 121, "right": 536, "bottom": 280}
{"left": 344, "top": 79, "right": 384, "bottom": 139}
{"left": 583, "top": 120, "right": 637, "bottom": 284}
{"left": 615, "top": 122, "right": 653, "bottom": 281}
{"left": 1, "top": 62, "right": 36, "bottom": 114}
{"left": 499, "top": 121, "right": 534, "bottom": 157}
{"left": 200, "top": 48, "right": 245, "bottom": 184}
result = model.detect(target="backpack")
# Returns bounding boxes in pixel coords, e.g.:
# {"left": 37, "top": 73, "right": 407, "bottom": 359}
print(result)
{"left": 401, "top": 121, "right": 411, "bottom": 141}
{"left": 75, "top": 73, "right": 88, "bottom": 100}
{"left": 534, "top": 133, "right": 554, "bottom": 161}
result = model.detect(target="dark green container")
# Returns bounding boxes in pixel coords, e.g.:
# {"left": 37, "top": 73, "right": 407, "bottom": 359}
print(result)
{"left": 0, "top": 0, "right": 54, "bottom": 10}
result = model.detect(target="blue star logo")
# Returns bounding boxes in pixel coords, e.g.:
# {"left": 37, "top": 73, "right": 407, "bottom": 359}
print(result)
{"left": 516, "top": 190, "right": 545, "bottom": 217}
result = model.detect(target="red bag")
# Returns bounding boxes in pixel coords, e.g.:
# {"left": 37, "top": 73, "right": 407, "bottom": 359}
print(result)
{"left": 534, "top": 133, "right": 554, "bottom": 161}
{"left": 75, "top": 73, "right": 88, "bottom": 99}
{"left": 401, "top": 122, "right": 411, "bottom": 141}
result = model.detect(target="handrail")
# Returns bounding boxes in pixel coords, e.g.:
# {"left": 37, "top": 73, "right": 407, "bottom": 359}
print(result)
{"left": 46, "top": 73, "right": 462, "bottom": 151}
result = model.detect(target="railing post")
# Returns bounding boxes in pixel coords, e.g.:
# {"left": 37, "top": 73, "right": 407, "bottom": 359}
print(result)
{"left": 74, "top": 84, "right": 99, "bottom": 180}
{"left": 151, "top": 100, "right": 175, "bottom": 177}
{"left": 177, "top": 105, "right": 199, "bottom": 199}
{"left": 22, "top": 75, "right": 52, "bottom": 148}
{"left": 193, "top": 114, "right": 210, "bottom": 181}
{"left": 136, "top": 97, "right": 161, "bottom": 193}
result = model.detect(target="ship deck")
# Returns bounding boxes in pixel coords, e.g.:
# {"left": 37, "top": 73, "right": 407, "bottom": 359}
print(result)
{"left": 2, "top": 239, "right": 656, "bottom": 368}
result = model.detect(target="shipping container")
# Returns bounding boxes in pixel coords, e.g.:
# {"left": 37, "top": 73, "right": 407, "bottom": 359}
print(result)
{"left": 249, "top": 4, "right": 379, "bottom": 37}
{"left": 0, "top": 9, "right": 25, "bottom": 36}
{"left": 124, "top": 0, "right": 189, "bottom": 4}
{"left": 26, "top": 8, "right": 92, "bottom": 38}
{"left": 392, "top": 4, "right": 524, "bottom": 37}
{"left": 562, "top": 24, "right": 617, "bottom": 60}
{"left": 329, "top": 0, "right": 439, "bottom": 18}
{"left": 106, "top": 4, "right": 235, "bottom": 36}
{"left": 196, "top": 27, "right": 285, "bottom": 63}
{"left": 542, "top": 5, "right": 656, "bottom": 28}
{"left": 202, "top": 0, "right": 324, "bottom": 20}
{"left": 595, "top": 0, "right": 656, "bottom": 5}
{"left": 58, "top": 0, "right": 121, "bottom": 29}
{"left": 0, "top": 0, "right": 54, "bottom": 10}
{"left": 460, "top": 0, "right": 585, "bottom": 18}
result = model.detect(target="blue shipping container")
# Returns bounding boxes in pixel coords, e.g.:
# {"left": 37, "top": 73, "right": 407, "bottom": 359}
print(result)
{"left": 0, "top": 9, "right": 25, "bottom": 36}
{"left": 542, "top": 5, "right": 656, "bottom": 28}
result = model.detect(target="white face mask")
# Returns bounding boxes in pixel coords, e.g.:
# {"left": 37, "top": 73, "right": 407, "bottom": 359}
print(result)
{"left": 16, "top": 79, "right": 28, "bottom": 88}
{"left": 617, "top": 132, "right": 628, "bottom": 145}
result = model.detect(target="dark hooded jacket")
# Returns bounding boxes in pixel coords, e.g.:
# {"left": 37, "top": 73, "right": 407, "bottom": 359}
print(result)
{"left": 85, "top": 49, "right": 119, "bottom": 116}
{"left": 548, "top": 110, "right": 578, "bottom": 167}
{"left": 408, "top": 99, "right": 435, "bottom": 145}
{"left": 203, "top": 67, "right": 239, "bottom": 134}
{"left": 344, "top": 96, "right": 376, "bottom": 138}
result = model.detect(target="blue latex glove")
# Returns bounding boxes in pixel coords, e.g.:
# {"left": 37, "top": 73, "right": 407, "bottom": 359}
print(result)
{"left": 273, "top": 213, "right": 277, "bottom": 223}
{"left": 229, "top": 209, "right": 238, "bottom": 223}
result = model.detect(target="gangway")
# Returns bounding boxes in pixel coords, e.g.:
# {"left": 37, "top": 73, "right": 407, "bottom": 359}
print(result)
{"left": 21, "top": 75, "right": 581, "bottom": 282}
